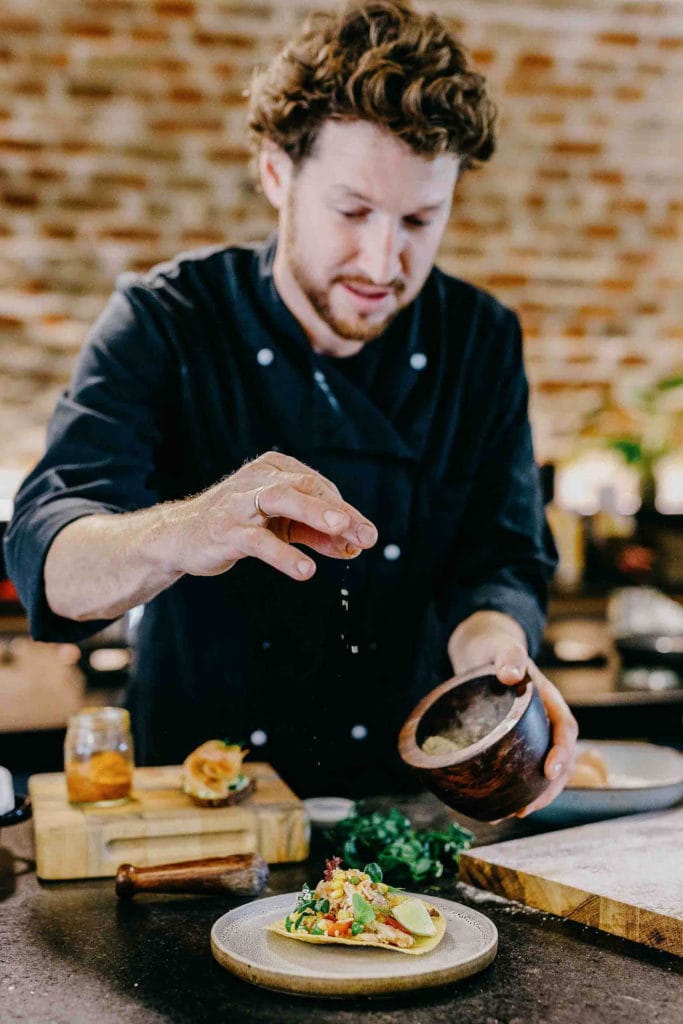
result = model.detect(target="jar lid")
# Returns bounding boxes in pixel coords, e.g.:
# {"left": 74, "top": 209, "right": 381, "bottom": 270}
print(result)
{"left": 68, "top": 706, "right": 130, "bottom": 728}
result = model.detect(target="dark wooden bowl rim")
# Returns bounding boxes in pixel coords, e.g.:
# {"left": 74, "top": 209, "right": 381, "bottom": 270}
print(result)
{"left": 398, "top": 663, "right": 534, "bottom": 770}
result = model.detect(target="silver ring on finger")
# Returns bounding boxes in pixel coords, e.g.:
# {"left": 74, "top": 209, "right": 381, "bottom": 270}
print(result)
{"left": 253, "top": 486, "right": 272, "bottom": 519}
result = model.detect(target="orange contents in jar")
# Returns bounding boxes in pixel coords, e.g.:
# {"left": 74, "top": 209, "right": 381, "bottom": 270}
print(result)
{"left": 66, "top": 750, "right": 132, "bottom": 804}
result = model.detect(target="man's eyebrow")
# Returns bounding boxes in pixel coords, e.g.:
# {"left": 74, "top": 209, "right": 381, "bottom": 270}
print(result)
{"left": 329, "top": 187, "right": 446, "bottom": 214}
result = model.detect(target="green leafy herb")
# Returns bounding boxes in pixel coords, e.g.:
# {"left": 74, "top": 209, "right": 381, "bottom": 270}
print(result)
{"left": 656, "top": 374, "right": 683, "bottom": 392}
{"left": 351, "top": 892, "right": 376, "bottom": 926}
{"left": 327, "top": 806, "right": 473, "bottom": 886}
{"left": 610, "top": 438, "right": 642, "bottom": 465}
{"left": 294, "top": 884, "right": 315, "bottom": 912}
{"left": 292, "top": 883, "right": 329, "bottom": 923}
{"left": 363, "top": 862, "right": 382, "bottom": 883}
{"left": 351, "top": 922, "right": 365, "bottom": 936}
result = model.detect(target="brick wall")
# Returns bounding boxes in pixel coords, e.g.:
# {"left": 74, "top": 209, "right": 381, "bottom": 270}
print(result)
{"left": 1, "top": 0, "right": 682, "bottom": 468}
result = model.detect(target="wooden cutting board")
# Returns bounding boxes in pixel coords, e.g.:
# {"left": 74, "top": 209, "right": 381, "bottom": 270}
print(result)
{"left": 458, "top": 808, "right": 683, "bottom": 955}
{"left": 29, "top": 762, "right": 309, "bottom": 880}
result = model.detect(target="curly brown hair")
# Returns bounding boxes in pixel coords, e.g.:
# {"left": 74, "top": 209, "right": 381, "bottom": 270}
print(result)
{"left": 247, "top": 0, "right": 496, "bottom": 170}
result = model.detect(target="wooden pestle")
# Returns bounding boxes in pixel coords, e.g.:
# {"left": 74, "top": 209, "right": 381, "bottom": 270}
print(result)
{"left": 115, "top": 852, "right": 269, "bottom": 898}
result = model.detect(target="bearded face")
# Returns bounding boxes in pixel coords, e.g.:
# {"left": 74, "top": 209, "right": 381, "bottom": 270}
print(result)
{"left": 270, "top": 119, "right": 458, "bottom": 355}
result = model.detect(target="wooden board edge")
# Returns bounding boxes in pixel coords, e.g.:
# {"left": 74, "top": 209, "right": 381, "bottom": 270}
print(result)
{"left": 33, "top": 804, "right": 310, "bottom": 879}
{"left": 458, "top": 853, "right": 683, "bottom": 956}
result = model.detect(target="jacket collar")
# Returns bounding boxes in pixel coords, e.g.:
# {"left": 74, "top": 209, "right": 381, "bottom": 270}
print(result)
{"left": 250, "top": 234, "right": 440, "bottom": 462}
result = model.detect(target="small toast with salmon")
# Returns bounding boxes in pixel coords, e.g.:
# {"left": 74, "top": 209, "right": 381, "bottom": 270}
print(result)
{"left": 182, "top": 739, "right": 254, "bottom": 807}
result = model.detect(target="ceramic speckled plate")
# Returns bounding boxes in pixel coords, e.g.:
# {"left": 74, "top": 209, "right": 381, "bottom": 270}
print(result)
{"left": 210, "top": 891, "right": 497, "bottom": 997}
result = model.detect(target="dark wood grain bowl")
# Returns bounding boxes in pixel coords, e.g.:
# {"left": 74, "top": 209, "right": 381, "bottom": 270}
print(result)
{"left": 398, "top": 665, "right": 552, "bottom": 821}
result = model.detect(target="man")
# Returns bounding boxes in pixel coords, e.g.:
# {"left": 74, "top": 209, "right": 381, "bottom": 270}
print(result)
{"left": 5, "top": 0, "right": 577, "bottom": 809}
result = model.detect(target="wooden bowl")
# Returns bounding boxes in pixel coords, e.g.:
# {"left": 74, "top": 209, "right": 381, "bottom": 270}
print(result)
{"left": 398, "top": 665, "right": 552, "bottom": 821}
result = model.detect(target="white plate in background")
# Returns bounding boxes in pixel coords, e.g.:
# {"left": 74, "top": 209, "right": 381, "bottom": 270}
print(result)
{"left": 529, "top": 740, "right": 683, "bottom": 826}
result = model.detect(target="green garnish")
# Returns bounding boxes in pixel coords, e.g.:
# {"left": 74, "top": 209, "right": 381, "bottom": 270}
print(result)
{"left": 351, "top": 922, "right": 365, "bottom": 936}
{"left": 311, "top": 925, "right": 325, "bottom": 936}
{"left": 292, "top": 884, "right": 330, "bottom": 925}
{"left": 351, "top": 892, "right": 376, "bottom": 927}
{"left": 327, "top": 807, "right": 473, "bottom": 886}
{"left": 294, "top": 884, "right": 315, "bottom": 911}
{"left": 285, "top": 915, "right": 294, "bottom": 932}
{"left": 349, "top": 875, "right": 360, "bottom": 886}
{"left": 363, "top": 862, "right": 382, "bottom": 883}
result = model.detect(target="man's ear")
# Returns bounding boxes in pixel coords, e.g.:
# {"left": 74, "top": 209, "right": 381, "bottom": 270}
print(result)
{"left": 258, "top": 139, "right": 293, "bottom": 210}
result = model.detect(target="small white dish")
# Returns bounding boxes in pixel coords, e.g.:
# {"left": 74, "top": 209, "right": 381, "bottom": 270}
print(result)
{"left": 0, "top": 766, "right": 32, "bottom": 843}
{"left": 303, "top": 797, "right": 355, "bottom": 827}
{"left": 529, "top": 741, "right": 683, "bottom": 826}
{"left": 0, "top": 766, "right": 14, "bottom": 816}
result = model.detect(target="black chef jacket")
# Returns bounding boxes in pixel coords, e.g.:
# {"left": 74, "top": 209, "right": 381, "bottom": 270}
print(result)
{"left": 5, "top": 235, "right": 557, "bottom": 798}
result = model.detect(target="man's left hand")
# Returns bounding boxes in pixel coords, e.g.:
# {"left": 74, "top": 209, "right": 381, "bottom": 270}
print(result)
{"left": 448, "top": 610, "right": 578, "bottom": 818}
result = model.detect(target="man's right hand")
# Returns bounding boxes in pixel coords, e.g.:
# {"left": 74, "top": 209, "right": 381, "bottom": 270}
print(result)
{"left": 45, "top": 451, "right": 378, "bottom": 623}
{"left": 161, "top": 451, "right": 378, "bottom": 581}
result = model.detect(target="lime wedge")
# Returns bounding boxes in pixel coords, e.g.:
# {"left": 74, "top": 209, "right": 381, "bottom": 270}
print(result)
{"left": 392, "top": 898, "right": 437, "bottom": 937}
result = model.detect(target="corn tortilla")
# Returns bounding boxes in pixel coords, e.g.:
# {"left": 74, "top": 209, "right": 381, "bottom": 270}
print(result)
{"left": 267, "top": 901, "right": 447, "bottom": 955}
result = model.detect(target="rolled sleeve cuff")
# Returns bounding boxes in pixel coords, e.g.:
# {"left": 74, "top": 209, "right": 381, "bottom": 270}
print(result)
{"left": 441, "top": 582, "right": 547, "bottom": 658}
{"left": 4, "top": 498, "right": 121, "bottom": 643}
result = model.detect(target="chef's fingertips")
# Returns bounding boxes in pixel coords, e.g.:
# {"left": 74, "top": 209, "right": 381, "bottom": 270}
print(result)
{"left": 355, "top": 522, "right": 377, "bottom": 547}
{"left": 544, "top": 752, "right": 567, "bottom": 780}
{"left": 323, "top": 510, "right": 349, "bottom": 531}
{"left": 495, "top": 650, "right": 527, "bottom": 684}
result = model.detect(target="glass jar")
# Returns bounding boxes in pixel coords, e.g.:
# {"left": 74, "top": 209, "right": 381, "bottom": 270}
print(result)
{"left": 64, "top": 707, "right": 134, "bottom": 806}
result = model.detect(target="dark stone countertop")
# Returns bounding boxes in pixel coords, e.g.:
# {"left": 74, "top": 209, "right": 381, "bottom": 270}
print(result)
{"left": 1, "top": 793, "right": 681, "bottom": 1024}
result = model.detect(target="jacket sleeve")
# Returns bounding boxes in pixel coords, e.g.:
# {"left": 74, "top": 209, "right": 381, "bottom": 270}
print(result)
{"left": 3, "top": 283, "right": 173, "bottom": 642}
{"left": 434, "top": 312, "right": 557, "bottom": 657}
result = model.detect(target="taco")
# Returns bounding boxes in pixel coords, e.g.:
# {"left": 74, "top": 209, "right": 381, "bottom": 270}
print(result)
{"left": 268, "top": 859, "right": 446, "bottom": 955}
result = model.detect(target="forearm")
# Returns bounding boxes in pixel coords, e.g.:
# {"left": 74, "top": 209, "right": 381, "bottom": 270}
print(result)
{"left": 447, "top": 609, "right": 527, "bottom": 674}
{"left": 42, "top": 450, "right": 379, "bottom": 624}
{"left": 44, "top": 505, "right": 183, "bottom": 622}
